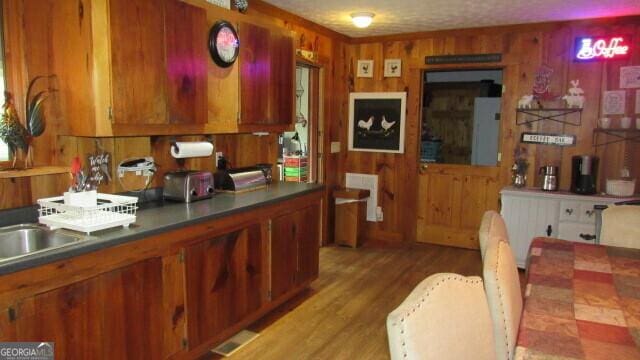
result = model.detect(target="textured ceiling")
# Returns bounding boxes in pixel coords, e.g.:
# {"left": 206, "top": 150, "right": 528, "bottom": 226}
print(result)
{"left": 262, "top": 0, "right": 640, "bottom": 37}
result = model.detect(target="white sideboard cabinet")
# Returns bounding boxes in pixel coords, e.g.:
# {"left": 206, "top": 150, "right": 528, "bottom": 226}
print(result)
{"left": 500, "top": 187, "right": 636, "bottom": 268}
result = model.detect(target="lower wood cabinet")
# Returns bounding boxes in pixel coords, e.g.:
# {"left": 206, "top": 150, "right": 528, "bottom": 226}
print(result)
{"left": 184, "top": 223, "right": 267, "bottom": 348}
{"left": 271, "top": 205, "right": 320, "bottom": 300}
{"left": 4, "top": 258, "right": 164, "bottom": 359}
{"left": 0, "top": 190, "right": 323, "bottom": 359}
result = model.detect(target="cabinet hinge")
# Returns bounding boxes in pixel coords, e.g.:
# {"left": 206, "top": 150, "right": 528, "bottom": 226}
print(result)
{"left": 7, "top": 307, "right": 15, "bottom": 322}
{"left": 108, "top": 106, "right": 114, "bottom": 123}
{"left": 181, "top": 338, "right": 188, "bottom": 349}
{"left": 178, "top": 249, "right": 185, "bottom": 263}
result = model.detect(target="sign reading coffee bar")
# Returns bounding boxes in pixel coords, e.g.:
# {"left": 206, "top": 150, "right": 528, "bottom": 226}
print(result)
{"left": 521, "top": 132, "right": 576, "bottom": 146}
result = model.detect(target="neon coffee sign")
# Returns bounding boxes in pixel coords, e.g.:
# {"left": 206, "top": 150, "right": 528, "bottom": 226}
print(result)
{"left": 574, "top": 36, "right": 631, "bottom": 61}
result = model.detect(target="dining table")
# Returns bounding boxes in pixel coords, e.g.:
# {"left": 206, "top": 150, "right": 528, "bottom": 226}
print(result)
{"left": 515, "top": 237, "right": 640, "bottom": 359}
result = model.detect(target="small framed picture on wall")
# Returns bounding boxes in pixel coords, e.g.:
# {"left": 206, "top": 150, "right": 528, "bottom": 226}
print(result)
{"left": 356, "top": 60, "right": 374, "bottom": 78}
{"left": 384, "top": 59, "right": 402, "bottom": 77}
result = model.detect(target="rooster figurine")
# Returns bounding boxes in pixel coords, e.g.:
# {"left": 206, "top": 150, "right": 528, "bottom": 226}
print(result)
{"left": 0, "top": 76, "right": 54, "bottom": 169}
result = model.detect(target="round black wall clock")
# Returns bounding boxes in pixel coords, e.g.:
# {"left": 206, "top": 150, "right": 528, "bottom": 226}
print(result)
{"left": 208, "top": 21, "right": 239, "bottom": 68}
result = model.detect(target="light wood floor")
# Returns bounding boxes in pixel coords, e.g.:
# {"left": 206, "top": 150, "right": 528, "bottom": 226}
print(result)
{"left": 209, "top": 243, "right": 483, "bottom": 360}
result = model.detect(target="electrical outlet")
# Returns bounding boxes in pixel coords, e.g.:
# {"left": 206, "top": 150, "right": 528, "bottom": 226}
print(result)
{"left": 330, "top": 142, "right": 341, "bottom": 153}
{"left": 216, "top": 152, "right": 224, "bottom": 165}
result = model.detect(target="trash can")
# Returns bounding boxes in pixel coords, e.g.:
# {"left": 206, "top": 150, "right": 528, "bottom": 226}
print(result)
{"left": 333, "top": 188, "right": 370, "bottom": 248}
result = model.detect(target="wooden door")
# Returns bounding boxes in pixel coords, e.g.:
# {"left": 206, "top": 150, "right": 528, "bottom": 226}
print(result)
{"left": 109, "top": 0, "right": 168, "bottom": 125}
{"left": 7, "top": 258, "right": 163, "bottom": 359}
{"left": 416, "top": 164, "right": 500, "bottom": 249}
{"left": 271, "top": 213, "right": 298, "bottom": 299}
{"left": 238, "top": 22, "right": 270, "bottom": 125}
{"left": 164, "top": 0, "right": 207, "bottom": 125}
{"left": 268, "top": 28, "right": 295, "bottom": 126}
{"left": 184, "top": 224, "right": 266, "bottom": 348}
{"left": 295, "top": 205, "right": 320, "bottom": 285}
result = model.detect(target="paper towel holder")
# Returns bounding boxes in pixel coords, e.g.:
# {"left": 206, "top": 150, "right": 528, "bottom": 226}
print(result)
{"left": 169, "top": 136, "right": 215, "bottom": 169}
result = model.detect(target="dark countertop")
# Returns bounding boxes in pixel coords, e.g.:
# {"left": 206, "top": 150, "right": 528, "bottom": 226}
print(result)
{"left": 0, "top": 182, "right": 324, "bottom": 276}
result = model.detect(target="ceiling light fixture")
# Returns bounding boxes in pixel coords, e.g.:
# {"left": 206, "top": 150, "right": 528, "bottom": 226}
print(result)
{"left": 351, "top": 12, "right": 375, "bottom": 28}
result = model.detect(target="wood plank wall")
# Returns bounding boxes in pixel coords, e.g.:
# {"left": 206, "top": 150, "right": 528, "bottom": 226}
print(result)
{"left": 345, "top": 16, "right": 640, "bottom": 243}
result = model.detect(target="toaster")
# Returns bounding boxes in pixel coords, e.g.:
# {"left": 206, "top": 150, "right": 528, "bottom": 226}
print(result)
{"left": 163, "top": 171, "right": 215, "bottom": 203}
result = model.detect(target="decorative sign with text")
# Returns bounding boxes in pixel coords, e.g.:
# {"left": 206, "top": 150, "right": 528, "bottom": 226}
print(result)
{"left": 574, "top": 36, "right": 631, "bottom": 62}
{"left": 521, "top": 132, "right": 576, "bottom": 147}
{"left": 425, "top": 53, "right": 502, "bottom": 65}
{"left": 87, "top": 152, "right": 111, "bottom": 186}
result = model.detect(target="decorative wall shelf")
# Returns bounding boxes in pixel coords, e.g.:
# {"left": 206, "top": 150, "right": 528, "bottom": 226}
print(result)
{"left": 0, "top": 166, "right": 70, "bottom": 179}
{"left": 592, "top": 129, "right": 640, "bottom": 147}
{"left": 516, "top": 108, "right": 582, "bottom": 126}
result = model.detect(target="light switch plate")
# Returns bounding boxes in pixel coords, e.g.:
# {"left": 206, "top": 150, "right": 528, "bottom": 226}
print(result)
{"left": 330, "top": 142, "right": 341, "bottom": 153}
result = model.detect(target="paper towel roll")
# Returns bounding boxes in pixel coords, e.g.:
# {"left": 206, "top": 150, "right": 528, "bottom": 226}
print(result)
{"left": 170, "top": 142, "right": 214, "bottom": 159}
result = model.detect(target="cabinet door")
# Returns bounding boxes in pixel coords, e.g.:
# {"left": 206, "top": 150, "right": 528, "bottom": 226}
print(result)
{"left": 268, "top": 28, "right": 295, "bottom": 126}
{"left": 271, "top": 213, "right": 298, "bottom": 299}
{"left": 184, "top": 224, "right": 265, "bottom": 348}
{"left": 501, "top": 195, "right": 559, "bottom": 268}
{"left": 164, "top": 0, "right": 208, "bottom": 125}
{"left": 109, "top": 0, "right": 168, "bottom": 125}
{"left": 239, "top": 22, "right": 271, "bottom": 125}
{"left": 295, "top": 205, "right": 320, "bottom": 285}
{"left": 9, "top": 258, "right": 164, "bottom": 359}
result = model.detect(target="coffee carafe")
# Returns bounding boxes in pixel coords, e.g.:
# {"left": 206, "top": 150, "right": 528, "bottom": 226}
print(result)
{"left": 571, "top": 155, "right": 598, "bottom": 195}
{"left": 539, "top": 165, "right": 558, "bottom": 191}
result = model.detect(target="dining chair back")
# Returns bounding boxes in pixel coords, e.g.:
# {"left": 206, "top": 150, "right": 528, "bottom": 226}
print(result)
{"left": 483, "top": 241, "right": 522, "bottom": 360}
{"left": 387, "top": 273, "right": 496, "bottom": 360}
{"left": 600, "top": 205, "right": 640, "bottom": 249}
{"left": 479, "top": 210, "right": 509, "bottom": 260}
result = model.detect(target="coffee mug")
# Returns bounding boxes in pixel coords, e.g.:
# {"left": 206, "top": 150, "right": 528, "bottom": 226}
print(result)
{"left": 621, "top": 116, "right": 632, "bottom": 129}
{"left": 599, "top": 117, "right": 611, "bottom": 129}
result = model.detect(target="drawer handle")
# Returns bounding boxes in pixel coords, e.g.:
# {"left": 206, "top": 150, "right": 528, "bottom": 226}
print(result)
{"left": 579, "top": 233, "right": 596, "bottom": 241}
{"left": 585, "top": 210, "right": 595, "bottom": 217}
{"left": 565, "top": 208, "right": 574, "bottom": 215}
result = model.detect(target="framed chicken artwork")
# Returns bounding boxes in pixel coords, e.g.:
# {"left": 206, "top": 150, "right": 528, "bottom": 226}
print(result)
{"left": 348, "top": 92, "right": 406, "bottom": 153}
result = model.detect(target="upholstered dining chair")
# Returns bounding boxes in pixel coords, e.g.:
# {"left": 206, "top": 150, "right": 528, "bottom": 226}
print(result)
{"left": 600, "top": 205, "right": 640, "bottom": 249}
{"left": 387, "top": 273, "right": 497, "bottom": 360}
{"left": 479, "top": 210, "right": 509, "bottom": 260}
{"left": 483, "top": 240, "right": 522, "bottom": 360}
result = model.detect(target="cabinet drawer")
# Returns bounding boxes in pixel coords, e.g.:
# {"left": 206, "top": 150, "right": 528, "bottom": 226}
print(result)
{"left": 579, "top": 202, "right": 598, "bottom": 224}
{"left": 559, "top": 201, "right": 581, "bottom": 222}
{"left": 558, "top": 222, "right": 597, "bottom": 243}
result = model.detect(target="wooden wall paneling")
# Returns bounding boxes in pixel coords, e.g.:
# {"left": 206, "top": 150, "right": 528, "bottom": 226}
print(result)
{"left": 165, "top": 0, "right": 208, "bottom": 125}
{"left": 0, "top": 178, "right": 32, "bottom": 209}
{"left": 109, "top": 0, "right": 168, "bottom": 125}
{"left": 214, "top": 133, "right": 279, "bottom": 169}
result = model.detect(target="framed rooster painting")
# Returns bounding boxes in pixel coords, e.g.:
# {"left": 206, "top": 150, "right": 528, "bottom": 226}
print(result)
{"left": 348, "top": 92, "right": 406, "bottom": 153}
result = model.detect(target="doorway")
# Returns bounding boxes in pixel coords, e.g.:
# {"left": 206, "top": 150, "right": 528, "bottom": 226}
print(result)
{"left": 279, "top": 63, "right": 322, "bottom": 184}
{"left": 416, "top": 69, "right": 504, "bottom": 249}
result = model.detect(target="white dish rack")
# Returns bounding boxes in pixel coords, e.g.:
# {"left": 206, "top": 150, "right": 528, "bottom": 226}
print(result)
{"left": 38, "top": 193, "right": 138, "bottom": 234}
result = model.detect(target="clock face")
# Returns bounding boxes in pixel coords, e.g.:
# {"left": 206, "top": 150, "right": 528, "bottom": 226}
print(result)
{"left": 209, "top": 21, "right": 239, "bottom": 68}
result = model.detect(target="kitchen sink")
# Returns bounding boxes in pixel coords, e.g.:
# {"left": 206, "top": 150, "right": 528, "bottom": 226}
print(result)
{"left": 0, "top": 224, "right": 87, "bottom": 261}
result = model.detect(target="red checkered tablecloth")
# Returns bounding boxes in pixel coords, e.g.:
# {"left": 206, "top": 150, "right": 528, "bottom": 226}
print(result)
{"left": 515, "top": 237, "right": 640, "bottom": 359}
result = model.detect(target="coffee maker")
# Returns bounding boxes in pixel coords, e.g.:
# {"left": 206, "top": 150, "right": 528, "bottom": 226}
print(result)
{"left": 571, "top": 155, "right": 598, "bottom": 195}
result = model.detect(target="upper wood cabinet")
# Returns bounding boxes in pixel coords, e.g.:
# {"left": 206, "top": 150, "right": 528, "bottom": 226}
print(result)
{"left": 24, "top": 0, "right": 294, "bottom": 136}
{"left": 238, "top": 22, "right": 295, "bottom": 127}
{"left": 44, "top": 0, "right": 207, "bottom": 136}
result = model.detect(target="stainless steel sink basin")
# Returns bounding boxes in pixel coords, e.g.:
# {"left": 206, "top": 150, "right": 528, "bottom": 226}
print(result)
{"left": 0, "top": 224, "right": 86, "bottom": 261}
